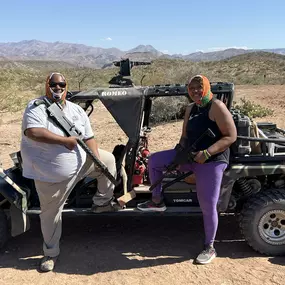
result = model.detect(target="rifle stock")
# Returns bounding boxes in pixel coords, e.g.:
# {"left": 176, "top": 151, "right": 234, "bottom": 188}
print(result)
{"left": 34, "top": 98, "right": 119, "bottom": 186}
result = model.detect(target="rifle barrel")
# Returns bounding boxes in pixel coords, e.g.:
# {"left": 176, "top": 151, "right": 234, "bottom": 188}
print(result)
{"left": 77, "top": 139, "right": 119, "bottom": 186}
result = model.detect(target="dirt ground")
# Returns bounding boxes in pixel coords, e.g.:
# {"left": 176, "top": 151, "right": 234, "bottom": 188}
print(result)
{"left": 0, "top": 85, "right": 285, "bottom": 284}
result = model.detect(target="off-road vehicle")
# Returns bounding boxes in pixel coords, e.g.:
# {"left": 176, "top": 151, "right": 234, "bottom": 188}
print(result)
{"left": 0, "top": 59, "right": 285, "bottom": 256}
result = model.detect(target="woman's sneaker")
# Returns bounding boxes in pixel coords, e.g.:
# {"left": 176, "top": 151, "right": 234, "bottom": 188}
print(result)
{"left": 195, "top": 245, "right": 217, "bottom": 264}
{"left": 137, "top": 200, "right": 167, "bottom": 212}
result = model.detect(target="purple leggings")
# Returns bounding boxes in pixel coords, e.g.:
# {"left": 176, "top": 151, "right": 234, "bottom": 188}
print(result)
{"left": 148, "top": 149, "right": 227, "bottom": 246}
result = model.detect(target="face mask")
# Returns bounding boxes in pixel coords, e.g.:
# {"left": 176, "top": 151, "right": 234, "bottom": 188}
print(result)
{"left": 49, "top": 88, "right": 65, "bottom": 101}
{"left": 46, "top": 72, "right": 67, "bottom": 104}
{"left": 188, "top": 75, "right": 213, "bottom": 107}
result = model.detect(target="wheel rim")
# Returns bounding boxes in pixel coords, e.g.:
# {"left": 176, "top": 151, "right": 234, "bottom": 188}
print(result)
{"left": 258, "top": 210, "right": 285, "bottom": 245}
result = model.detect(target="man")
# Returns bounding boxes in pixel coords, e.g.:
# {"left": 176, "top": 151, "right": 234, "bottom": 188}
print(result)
{"left": 21, "top": 72, "right": 119, "bottom": 272}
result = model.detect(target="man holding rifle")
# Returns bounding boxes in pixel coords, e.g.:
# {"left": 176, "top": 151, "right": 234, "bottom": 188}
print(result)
{"left": 20, "top": 72, "right": 118, "bottom": 272}
{"left": 137, "top": 75, "right": 237, "bottom": 265}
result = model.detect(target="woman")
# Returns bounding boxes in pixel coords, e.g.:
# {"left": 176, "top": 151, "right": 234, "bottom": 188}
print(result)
{"left": 137, "top": 75, "right": 237, "bottom": 264}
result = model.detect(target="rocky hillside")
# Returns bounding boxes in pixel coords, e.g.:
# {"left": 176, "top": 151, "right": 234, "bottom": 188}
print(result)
{"left": 1, "top": 40, "right": 285, "bottom": 68}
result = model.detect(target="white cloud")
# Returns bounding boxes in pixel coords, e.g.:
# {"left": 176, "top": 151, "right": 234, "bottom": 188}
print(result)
{"left": 207, "top": 46, "right": 252, "bottom": 52}
{"left": 160, "top": 49, "right": 169, "bottom": 54}
{"left": 101, "top": 37, "right": 112, "bottom": 41}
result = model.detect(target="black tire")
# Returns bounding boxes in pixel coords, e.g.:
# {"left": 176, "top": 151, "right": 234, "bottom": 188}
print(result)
{"left": 0, "top": 208, "right": 9, "bottom": 249}
{"left": 240, "top": 189, "right": 285, "bottom": 256}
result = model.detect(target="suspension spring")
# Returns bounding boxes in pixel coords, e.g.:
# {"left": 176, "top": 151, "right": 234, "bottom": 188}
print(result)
{"left": 236, "top": 178, "right": 253, "bottom": 197}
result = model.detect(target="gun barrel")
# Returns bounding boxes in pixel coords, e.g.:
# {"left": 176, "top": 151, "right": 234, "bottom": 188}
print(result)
{"left": 77, "top": 139, "right": 119, "bottom": 186}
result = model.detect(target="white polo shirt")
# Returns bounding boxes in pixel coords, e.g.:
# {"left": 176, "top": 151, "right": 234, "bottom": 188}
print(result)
{"left": 21, "top": 97, "right": 94, "bottom": 183}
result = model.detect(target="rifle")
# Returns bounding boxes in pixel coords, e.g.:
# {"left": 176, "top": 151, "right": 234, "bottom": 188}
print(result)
{"left": 34, "top": 97, "right": 119, "bottom": 186}
{"left": 149, "top": 128, "right": 215, "bottom": 191}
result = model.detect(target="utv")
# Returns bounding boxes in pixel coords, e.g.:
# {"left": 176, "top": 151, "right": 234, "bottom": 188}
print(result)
{"left": 0, "top": 80, "right": 285, "bottom": 256}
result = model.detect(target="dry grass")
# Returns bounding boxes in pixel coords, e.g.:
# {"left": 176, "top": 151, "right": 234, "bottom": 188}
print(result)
{"left": 1, "top": 51, "right": 285, "bottom": 113}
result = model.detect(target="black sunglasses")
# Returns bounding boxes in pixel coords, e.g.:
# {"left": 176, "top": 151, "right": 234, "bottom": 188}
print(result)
{"left": 49, "top": 81, "right": 66, "bottom": 88}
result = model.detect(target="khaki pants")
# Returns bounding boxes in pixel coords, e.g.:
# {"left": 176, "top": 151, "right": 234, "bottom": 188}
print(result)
{"left": 34, "top": 149, "right": 116, "bottom": 257}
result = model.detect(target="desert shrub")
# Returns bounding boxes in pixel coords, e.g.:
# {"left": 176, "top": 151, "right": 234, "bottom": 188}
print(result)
{"left": 149, "top": 96, "right": 274, "bottom": 126}
{"left": 149, "top": 96, "right": 189, "bottom": 124}
{"left": 0, "top": 89, "right": 36, "bottom": 113}
{"left": 0, "top": 93, "right": 27, "bottom": 112}
{"left": 233, "top": 98, "right": 273, "bottom": 118}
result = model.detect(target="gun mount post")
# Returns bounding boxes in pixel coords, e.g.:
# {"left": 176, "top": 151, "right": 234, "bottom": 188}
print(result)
{"left": 109, "top": 58, "right": 151, "bottom": 87}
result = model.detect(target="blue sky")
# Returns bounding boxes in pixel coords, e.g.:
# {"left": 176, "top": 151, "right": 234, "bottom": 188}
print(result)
{"left": 0, "top": 0, "right": 284, "bottom": 55}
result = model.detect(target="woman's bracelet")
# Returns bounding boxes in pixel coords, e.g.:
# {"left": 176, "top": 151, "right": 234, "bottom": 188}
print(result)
{"left": 203, "top": 149, "right": 212, "bottom": 160}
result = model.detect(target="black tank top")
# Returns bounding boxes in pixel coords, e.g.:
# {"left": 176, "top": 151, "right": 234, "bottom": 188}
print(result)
{"left": 186, "top": 100, "right": 229, "bottom": 164}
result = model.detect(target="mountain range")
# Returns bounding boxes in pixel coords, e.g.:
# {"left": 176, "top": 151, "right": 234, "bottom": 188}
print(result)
{"left": 0, "top": 40, "right": 285, "bottom": 68}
